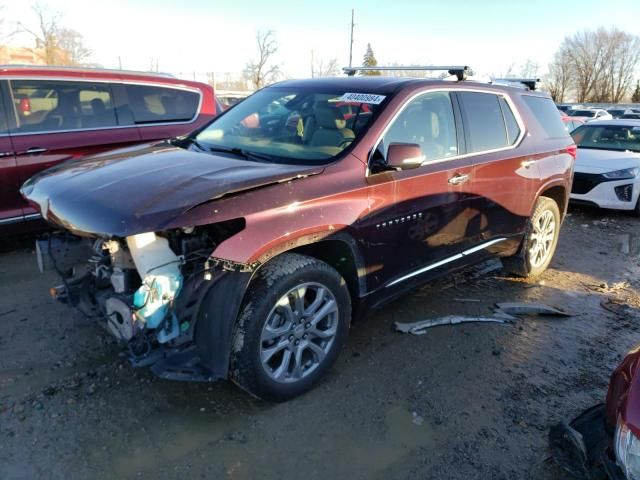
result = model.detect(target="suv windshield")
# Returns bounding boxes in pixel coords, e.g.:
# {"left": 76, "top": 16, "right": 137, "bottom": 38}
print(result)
{"left": 571, "top": 124, "right": 640, "bottom": 152}
{"left": 193, "top": 87, "right": 384, "bottom": 164}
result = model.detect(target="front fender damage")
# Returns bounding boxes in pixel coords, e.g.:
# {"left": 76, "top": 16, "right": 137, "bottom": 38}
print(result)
{"left": 41, "top": 222, "right": 260, "bottom": 383}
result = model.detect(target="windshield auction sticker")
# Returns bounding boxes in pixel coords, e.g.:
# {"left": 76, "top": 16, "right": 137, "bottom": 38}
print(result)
{"left": 339, "top": 93, "right": 386, "bottom": 104}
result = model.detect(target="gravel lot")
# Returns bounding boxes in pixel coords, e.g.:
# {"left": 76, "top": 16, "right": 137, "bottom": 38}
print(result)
{"left": 1, "top": 207, "right": 640, "bottom": 480}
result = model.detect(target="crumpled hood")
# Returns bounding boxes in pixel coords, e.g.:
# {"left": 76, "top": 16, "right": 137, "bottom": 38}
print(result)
{"left": 21, "top": 142, "right": 323, "bottom": 237}
{"left": 575, "top": 148, "right": 640, "bottom": 174}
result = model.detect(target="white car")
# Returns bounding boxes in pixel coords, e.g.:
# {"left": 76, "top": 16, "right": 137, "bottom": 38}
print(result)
{"left": 568, "top": 108, "right": 613, "bottom": 121}
{"left": 570, "top": 120, "right": 640, "bottom": 214}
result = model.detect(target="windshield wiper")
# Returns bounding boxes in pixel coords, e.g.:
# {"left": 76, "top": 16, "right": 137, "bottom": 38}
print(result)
{"left": 199, "top": 144, "right": 274, "bottom": 162}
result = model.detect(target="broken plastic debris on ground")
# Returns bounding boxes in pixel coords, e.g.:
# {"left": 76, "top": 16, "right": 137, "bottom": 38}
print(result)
{"left": 395, "top": 302, "right": 573, "bottom": 335}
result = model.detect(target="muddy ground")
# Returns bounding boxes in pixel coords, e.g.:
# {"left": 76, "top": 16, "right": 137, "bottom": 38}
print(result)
{"left": 1, "top": 206, "right": 640, "bottom": 480}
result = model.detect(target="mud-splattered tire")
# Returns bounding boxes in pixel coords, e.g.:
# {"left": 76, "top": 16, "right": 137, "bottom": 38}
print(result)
{"left": 230, "top": 253, "right": 351, "bottom": 401}
{"left": 502, "top": 196, "right": 561, "bottom": 279}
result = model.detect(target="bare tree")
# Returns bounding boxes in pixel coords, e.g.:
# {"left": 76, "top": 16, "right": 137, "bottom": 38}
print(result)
{"left": 57, "top": 28, "right": 91, "bottom": 65}
{"left": 18, "top": 3, "right": 91, "bottom": 66}
{"left": 311, "top": 57, "right": 339, "bottom": 77}
{"left": 244, "top": 30, "right": 280, "bottom": 89}
{"left": 518, "top": 59, "right": 539, "bottom": 78}
{"left": 554, "top": 28, "right": 640, "bottom": 103}
{"left": 544, "top": 48, "right": 572, "bottom": 102}
{"left": 18, "top": 4, "right": 59, "bottom": 64}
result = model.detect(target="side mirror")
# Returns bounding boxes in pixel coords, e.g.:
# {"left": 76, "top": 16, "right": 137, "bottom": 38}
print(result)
{"left": 387, "top": 143, "right": 425, "bottom": 170}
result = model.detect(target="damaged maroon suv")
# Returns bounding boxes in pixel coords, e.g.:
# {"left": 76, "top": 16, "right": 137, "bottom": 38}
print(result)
{"left": 21, "top": 67, "right": 576, "bottom": 400}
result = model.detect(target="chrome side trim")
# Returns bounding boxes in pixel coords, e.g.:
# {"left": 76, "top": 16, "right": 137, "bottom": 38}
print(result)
{"left": 0, "top": 214, "right": 24, "bottom": 225}
{"left": 385, "top": 237, "right": 506, "bottom": 288}
{"left": 0, "top": 212, "right": 42, "bottom": 225}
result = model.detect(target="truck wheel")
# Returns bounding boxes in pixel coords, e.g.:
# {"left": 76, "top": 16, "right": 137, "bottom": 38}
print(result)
{"left": 230, "top": 253, "right": 351, "bottom": 401}
{"left": 502, "top": 196, "right": 561, "bottom": 279}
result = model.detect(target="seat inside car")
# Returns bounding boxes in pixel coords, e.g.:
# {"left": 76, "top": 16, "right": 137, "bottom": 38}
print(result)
{"left": 308, "top": 107, "right": 355, "bottom": 148}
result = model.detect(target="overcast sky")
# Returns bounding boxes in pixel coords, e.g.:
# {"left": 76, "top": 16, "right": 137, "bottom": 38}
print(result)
{"left": 4, "top": 0, "right": 640, "bottom": 81}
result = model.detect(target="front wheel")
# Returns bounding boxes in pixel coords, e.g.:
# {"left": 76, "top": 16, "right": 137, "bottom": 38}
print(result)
{"left": 230, "top": 253, "right": 351, "bottom": 401}
{"left": 502, "top": 196, "right": 561, "bottom": 279}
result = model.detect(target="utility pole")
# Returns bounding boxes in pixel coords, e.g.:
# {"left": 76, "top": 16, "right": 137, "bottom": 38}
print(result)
{"left": 311, "top": 49, "right": 314, "bottom": 78}
{"left": 348, "top": 9, "right": 354, "bottom": 68}
{"left": 117, "top": 56, "right": 122, "bottom": 70}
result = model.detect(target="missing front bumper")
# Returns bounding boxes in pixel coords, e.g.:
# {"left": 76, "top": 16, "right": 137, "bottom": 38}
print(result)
{"left": 549, "top": 404, "right": 625, "bottom": 479}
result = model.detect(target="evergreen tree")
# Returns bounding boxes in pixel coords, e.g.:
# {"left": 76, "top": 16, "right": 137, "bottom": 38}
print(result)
{"left": 361, "top": 43, "right": 381, "bottom": 76}
{"left": 632, "top": 81, "right": 640, "bottom": 103}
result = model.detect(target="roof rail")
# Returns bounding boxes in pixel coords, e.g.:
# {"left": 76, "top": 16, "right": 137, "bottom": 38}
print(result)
{"left": 342, "top": 65, "right": 471, "bottom": 81}
{"left": 492, "top": 78, "right": 540, "bottom": 91}
{"left": 0, "top": 64, "right": 176, "bottom": 79}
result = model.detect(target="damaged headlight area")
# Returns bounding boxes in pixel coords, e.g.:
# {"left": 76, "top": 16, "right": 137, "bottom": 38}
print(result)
{"left": 38, "top": 219, "right": 246, "bottom": 372}
{"left": 615, "top": 417, "right": 640, "bottom": 479}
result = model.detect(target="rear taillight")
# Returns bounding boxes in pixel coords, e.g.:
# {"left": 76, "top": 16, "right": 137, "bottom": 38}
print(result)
{"left": 19, "top": 97, "right": 31, "bottom": 115}
{"left": 566, "top": 144, "right": 577, "bottom": 159}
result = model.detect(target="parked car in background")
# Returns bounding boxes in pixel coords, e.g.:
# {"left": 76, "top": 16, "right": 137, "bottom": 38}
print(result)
{"left": 561, "top": 114, "right": 586, "bottom": 133}
{"left": 550, "top": 345, "right": 640, "bottom": 479}
{"left": 22, "top": 71, "right": 575, "bottom": 400}
{"left": 622, "top": 112, "right": 640, "bottom": 120}
{"left": 607, "top": 108, "right": 628, "bottom": 119}
{"left": 570, "top": 120, "right": 640, "bottom": 214}
{"left": 0, "top": 65, "right": 220, "bottom": 233}
{"left": 556, "top": 103, "right": 572, "bottom": 113}
{"left": 569, "top": 108, "right": 614, "bottom": 121}
{"left": 217, "top": 90, "right": 251, "bottom": 110}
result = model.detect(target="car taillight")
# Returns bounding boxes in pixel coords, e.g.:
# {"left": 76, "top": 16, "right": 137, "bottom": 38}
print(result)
{"left": 566, "top": 145, "right": 577, "bottom": 159}
{"left": 19, "top": 98, "right": 31, "bottom": 115}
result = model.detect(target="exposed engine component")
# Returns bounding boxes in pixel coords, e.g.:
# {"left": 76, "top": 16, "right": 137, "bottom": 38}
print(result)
{"left": 105, "top": 296, "right": 137, "bottom": 341}
{"left": 127, "top": 232, "right": 183, "bottom": 343}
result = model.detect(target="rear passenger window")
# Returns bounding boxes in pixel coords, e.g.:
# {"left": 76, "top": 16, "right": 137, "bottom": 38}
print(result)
{"left": 9, "top": 80, "right": 117, "bottom": 133}
{"left": 522, "top": 95, "right": 569, "bottom": 138}
{"left": 380, "top": 91, "right": 458, "bottom": 163}
{"left": 498, "top": 96, "right": 521, "bottom": 144}
{"left": 124, "top": 85, "right": 199, "bottom": 124}
{"left": 458, "top": 92, "right": 508, "bottom": 152}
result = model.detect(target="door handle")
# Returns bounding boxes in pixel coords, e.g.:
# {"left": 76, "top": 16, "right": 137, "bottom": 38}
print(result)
{"left": 521, "top": 159, "right": 536, "bottom": 168}
{"left": 24, "top": 147, "right": 48, "bottom": 155}
{"left": 448, "top": 173, "right": 470, "bottom": 185}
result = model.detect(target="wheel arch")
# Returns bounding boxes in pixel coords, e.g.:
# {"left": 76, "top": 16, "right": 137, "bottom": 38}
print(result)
{"left": 539, "top": 184, "right": 568, "bottom": 219}
{"left": 288, "top": 236, "right": 366, "bottom": 304}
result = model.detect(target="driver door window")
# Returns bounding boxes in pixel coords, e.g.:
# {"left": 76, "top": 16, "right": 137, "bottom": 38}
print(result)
{"left": 378, "top": 91, "right": 458, "bottom": 165}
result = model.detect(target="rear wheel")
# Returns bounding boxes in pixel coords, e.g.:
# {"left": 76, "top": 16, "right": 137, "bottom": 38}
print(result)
{"left": 502, "top": 196, "right": 561, "bottom": 279}
{"left": 230, "top": 253, "right": 351, "bottom": 401}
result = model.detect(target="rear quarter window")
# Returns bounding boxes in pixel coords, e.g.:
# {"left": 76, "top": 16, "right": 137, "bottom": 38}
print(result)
{"left": 458, "top": 91, "right": 509, "bottom": 152}
{"left": 124, "top": 84, "right": 200, "bottom": 124}
{"left": 523, "top": 95, "right": 570, "bottom": 138}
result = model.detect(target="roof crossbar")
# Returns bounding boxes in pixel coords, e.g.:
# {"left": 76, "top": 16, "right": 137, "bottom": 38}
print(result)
{"left": 342, "top": 65, "right": 471, "bottom": 81}
{"left": 492, "top": 78, "right": 540, "bottom": 91}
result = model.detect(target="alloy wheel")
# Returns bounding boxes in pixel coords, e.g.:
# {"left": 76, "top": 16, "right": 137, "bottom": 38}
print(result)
{"left": 259, "top": 282, "right": 338, "bottom": 383}
{"left": 529, "top": 209, "right": 556, "bottom": 268}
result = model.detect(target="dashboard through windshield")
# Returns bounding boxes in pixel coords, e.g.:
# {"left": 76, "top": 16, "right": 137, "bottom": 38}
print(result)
{"left": 193, "top": 88, "right": 385, "bottom": 164}
{"left": 571, "top": 124, "right": 640, "bottom": 152}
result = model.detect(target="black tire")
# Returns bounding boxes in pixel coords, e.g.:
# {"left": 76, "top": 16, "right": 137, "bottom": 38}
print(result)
{"left": 632, "top": 196, "right": 640, "bottom": 217}
{"left": 230, "top": 253, "right": 351, "bottom": 401}
{"left": 502, "top": 196, "right": 561, "bottom": 279}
